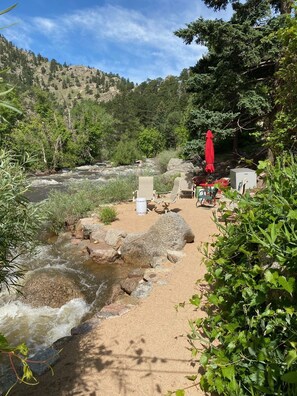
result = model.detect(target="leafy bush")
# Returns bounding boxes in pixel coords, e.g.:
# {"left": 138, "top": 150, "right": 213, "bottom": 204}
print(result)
{"left": 0, "top": 150, "right": 44, "bottom": 290}
{"left": 137, "top": 127, "right": 165, "bottom": 157}
{"left": 0, "top": 150, "right": 43, "bottom": 393}
{"left": 99, "top": 206, "right": 117, "bottom": 225}
{"left": 112, "top": 140, "right": 143, "bottom": 165}
{"left": 155, "top": 149, "right": 179, "bottom": 173}
{"left": 188, "top": 154, "right": 297, "bottom": 395}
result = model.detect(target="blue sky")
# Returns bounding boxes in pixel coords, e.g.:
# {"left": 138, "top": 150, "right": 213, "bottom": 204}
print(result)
{"left": 1, "top": 0, "right": 231, "bottom": 83}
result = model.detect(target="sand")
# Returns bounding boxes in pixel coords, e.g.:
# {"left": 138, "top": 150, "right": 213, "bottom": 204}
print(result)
{"left": 11, "top": 197, "right": 218, "bottom": 396}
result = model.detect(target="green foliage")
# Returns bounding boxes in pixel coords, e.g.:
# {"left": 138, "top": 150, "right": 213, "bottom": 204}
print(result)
{"left": 0, "top": 149, "right": 44, "bottom": 393}
{"left": 154, "top": 173, "right": 180, "bottom": 194}
{"left": 104, "top": 73, "right": 191, "bottom": 150}
{"left": 112, "top": 139, "right": 143, "bottom": 166}
{"left": 96, "top": 175, "right": 137, "bottom": 203}
{"left": 42, "top": 180, "right": 101, "bottom": 233}
{"left": 137, "top": 127, "right": 165, "bottom": 157}
{"left": 180, "top": 139, "right": 204, "bottom": 163}
{"left": 155, "top": 149, "right": 179, "bottom": 173}
{"left": 269, "top": 13, "right": 297, "bottom": 156}
{"left": 0, "top": 333, "right": 38, "bottom": 395}
{"left": 173, "top": 125, "right": 189, "bottom": 147}
{"left": 0, "top": 150, "right": 44, "bottom": 291}
{"left": 10, "top": 112, "right": 69, "bottom": 171}
{"left": 175, "top": 1, "right": 287, "bottom": 153}
{"left": 43, "top": 176, "right": 137, "bottom": 233}
{"left": 70, "top": 99, "right": 117, "bottom": 162}
{"left": 98, "top": 206, "right": 117, "bottom": 225}
{"left": 188, "top": 154, "right": 297, "bottom": 395}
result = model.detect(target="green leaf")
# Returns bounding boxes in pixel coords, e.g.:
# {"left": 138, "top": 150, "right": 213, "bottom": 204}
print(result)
{"left": 264, "top": 270, "right": 278, "bottom": 286}
{"left": 175, "top": 389, "right": 185, "bottom": 396}
{"left": 186, "top": 374, "right": 197, "bottom": 381}
{"left": 200, "top": 354, "right": 208, "bottom": 366}
{"left": 278, "top": 276, "right": 295, "bottom": 295}
{"left": 287, "top": 210, "right": 297, "bottom": 220}
{"left": 282, "top": 371, "right": 297, "bottom": 384}
{"left": 221, "top": 365, "right": 235, "bottom": 380}
{"left": 285, "top": 350, "right": 297, "bottom": 368}
{"left": 189, "top": 294, "right": 201, "bottom": 307}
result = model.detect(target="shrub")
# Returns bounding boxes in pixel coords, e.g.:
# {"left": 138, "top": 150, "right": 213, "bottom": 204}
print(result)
{"left": 112, "top": 140, "right": 143, "bottom": 165}
{"left": 0, "top": 150, "right": 44, "bottom": 290}
{"left": 137, "top": 127, "right": 165, "bottom": 157}
{"left": 43, "top": 176, "right": 138, "bottom": 233}
{"left": 187, "top": 154, "right": 297, "bottom": 395}
{"left": 154, "top": 173, "right": 180, "bottom": 194}
{"left": 99, "top": 206, "right": 117, "bottom": 225}
{"left": 43, "top": 180, "right": 102, "bottom": 233}
{"left": 155, "top": 149, "right": 179, "bottom": 173}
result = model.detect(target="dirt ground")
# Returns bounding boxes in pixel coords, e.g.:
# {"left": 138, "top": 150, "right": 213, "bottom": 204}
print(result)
{"left": 11, "top": 197, "right": 218, "bottom": 396}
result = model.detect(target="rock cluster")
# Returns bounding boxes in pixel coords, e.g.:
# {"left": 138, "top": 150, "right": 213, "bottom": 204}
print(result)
{"left": 71, "top": 211, "right": 195, "bottom": 297}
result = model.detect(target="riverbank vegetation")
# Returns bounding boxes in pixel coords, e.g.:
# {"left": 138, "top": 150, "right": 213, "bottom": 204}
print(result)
{"left": 42, "top": 172, "right": 178, "bottom": 233}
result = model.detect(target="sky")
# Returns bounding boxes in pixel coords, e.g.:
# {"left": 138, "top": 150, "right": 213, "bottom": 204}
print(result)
{"left": 1, "top": 0, "right": 232, "bottom": 84}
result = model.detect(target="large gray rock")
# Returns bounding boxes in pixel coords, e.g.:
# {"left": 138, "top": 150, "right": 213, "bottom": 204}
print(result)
{"left": 90, "top": 227, "right": 107, "bottom": 243}
{"left": 120, "top": 277, "right": 142, "bottom": 295}
{"left": 105, "top": 228, "right": 127, "bottom": 249}
{"left": 20, "top": 272, "right": 84, "bottom": 308}
{"left": 149, "top": 212, "right": 194, "bottom": 248}
{"left": 86, "top": 242, "right": 120, "bottom": 263}
{"left": 119, "top": 232, "right": 153, "bottom": 267}
{"left": 75, "top": 217, "right": 103, "bottom": 239}
{"left": 120, "top": 212, "right": 194, "bottom": 267}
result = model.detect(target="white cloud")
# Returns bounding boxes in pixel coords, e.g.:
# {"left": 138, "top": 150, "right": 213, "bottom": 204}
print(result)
{"left": 33, "top": 17, "right": 57, "bottom": 34}
{"left": 0, "top": 2, "right": 222, "bottom": 82}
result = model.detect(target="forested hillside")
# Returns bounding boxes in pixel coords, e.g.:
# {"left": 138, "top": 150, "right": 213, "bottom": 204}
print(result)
{"left": 0, "top": 0, "right": 296, "bottom": 174}
{"left": 0, "top": 34, "right": 192, "bottom": 171}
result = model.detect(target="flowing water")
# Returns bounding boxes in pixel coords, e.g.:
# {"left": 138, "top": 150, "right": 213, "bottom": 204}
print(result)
{"left": 0, "top": 161, "right": 157, "bottom": 355}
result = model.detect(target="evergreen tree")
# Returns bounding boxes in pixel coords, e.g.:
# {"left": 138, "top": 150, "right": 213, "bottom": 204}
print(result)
{"left": 175, "top": 0, "right": 293, "bottom": 156}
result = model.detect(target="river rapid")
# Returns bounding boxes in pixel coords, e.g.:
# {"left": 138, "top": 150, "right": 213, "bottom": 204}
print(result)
{"left": 0, "top": 161, "right": 158, "bottom": 355}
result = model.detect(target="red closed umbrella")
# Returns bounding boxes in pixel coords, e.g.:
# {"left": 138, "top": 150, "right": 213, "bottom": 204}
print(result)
{"left": 204, "top": 129, "right": 215, "bottom": 173}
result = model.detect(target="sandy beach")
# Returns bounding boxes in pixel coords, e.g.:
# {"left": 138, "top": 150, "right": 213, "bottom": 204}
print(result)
{"left": 11, "top": 197, "right": 218, "bottom": 396}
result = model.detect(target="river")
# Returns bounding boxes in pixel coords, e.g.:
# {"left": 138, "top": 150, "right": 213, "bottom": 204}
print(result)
{"left": 0, "top": 161, "right": 158, "bottom": 355}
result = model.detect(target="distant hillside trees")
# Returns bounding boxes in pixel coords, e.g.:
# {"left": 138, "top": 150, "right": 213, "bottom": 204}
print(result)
{"left": 104, "top": 72, "right": 191, "bottom": 161}
{"left": 69, "top": 99, "right": 117, "bottom": 163}
{"left": 0, "top": 32, "right": 195, "bottom": 170}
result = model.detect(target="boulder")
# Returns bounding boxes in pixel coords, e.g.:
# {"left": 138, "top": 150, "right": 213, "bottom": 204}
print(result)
{"left": 167, "top": 249, "right": 185, "bottom": 263}
{"left": 86, "top": 242, "right": 120, "bottom": 263}
{"left": 74, "top": 218, "right": 102, "bottom": 239}
{"left": 105, "top": 284, "right": 124, "bottom": 305}
{"left": 105, "top": 229, "right": 127, "bottom": 249}
{"left": 120, "top": 277, "right": 142, "bottom": 295}
{"left": 131, "top": 281, "right": 153, "bottom": 299}
{"left": 120, "top": 232, "right": 159, "bottom": 267}
{"left": 90, "top": 228, "right": 107, "bottom": 243}
{"left": 20, "top": 272, "right": 84, "bottom": 308}
{"left": 149, "top": 212, "right": 194, "bottom": 248}
{"left": 120, "top": 212, "right": 194, "bottom": 267}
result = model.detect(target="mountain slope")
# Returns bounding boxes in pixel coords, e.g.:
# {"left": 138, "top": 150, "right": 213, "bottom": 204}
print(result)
{"left": 0, "top": 34, "right": 133, "bottom": 106}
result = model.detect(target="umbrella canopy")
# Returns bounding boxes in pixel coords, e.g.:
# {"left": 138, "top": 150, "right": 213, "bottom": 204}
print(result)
{"left": 204, "top": 129, "right": 215, "bottom": 173}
